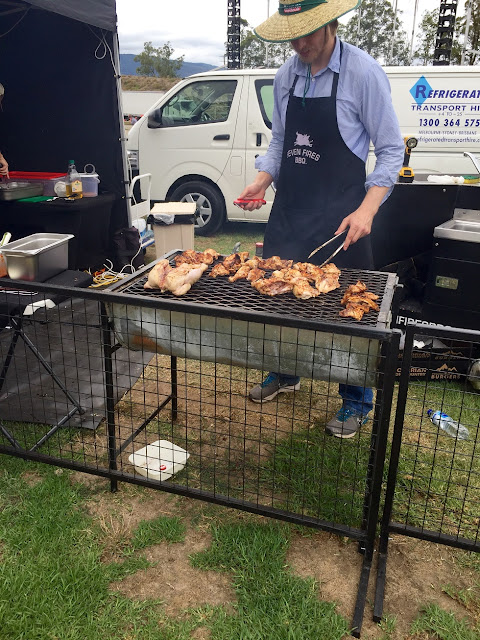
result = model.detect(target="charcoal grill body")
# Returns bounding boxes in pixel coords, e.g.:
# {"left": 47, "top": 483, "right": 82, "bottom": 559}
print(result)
{"left": 108, "top": 252, "right": 397, "bottom": 387}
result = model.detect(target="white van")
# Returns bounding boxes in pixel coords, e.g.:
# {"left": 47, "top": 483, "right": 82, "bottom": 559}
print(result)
{"left": 127, "top": 66, "right": 480, "bottom": 235}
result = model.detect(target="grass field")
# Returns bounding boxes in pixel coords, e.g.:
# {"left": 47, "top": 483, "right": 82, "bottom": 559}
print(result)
{"left": 1, "top": 226, "right": 479, "bottom": 639}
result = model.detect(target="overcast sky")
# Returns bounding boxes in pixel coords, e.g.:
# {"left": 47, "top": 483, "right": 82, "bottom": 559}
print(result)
{"left": 116, "top": 0, "right": 466, "bottom": 66}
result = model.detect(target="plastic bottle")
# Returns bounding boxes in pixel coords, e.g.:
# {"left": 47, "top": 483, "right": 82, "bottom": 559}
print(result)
{"left": 65, "top": 160, "right": 83, "bottom": 198}
{"left": 427, "top": 409, "right": 469, "bottom": 440}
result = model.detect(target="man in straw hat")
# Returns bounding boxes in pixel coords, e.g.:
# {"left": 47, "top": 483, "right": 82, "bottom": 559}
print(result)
{"left": 239, "top": 0, "right": 404, "bottom": 438}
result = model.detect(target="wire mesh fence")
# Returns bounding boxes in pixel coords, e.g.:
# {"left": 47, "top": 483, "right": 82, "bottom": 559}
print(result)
{"left": 374, "top": 324, "right": 480, "bottom": 622}
{"left": 0, "top": 276, "right": 400, "bottom": 636}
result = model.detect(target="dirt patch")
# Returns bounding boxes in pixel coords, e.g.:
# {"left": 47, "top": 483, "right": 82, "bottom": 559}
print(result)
{"left": 78, "top": 478, "right": 479, "bottom": 638}
{"left": 110, "top": 527, "right": 235, "bottom": 616}
{"left": 287, "top": 531, "right": 478, "bottom": 639}
{"left": 21, "top": 470, "right": 43, "bottom": 487}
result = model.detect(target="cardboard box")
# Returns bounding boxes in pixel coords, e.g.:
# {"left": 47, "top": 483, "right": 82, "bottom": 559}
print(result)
{"left": 148, "top": 203, "right": 195, "bottom": 259}
{"left": 392, "top": 302, "right": 476, "bottom": 381}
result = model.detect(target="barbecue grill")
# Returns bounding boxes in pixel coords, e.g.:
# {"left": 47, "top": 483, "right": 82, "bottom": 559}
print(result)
{"left": 108, "top": 250, "right": 398, "bottom": 387}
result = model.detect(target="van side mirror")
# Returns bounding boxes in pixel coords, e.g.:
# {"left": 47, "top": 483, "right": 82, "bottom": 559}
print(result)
{"left": 147, "top": 108, "right": 163, "bottom": 129}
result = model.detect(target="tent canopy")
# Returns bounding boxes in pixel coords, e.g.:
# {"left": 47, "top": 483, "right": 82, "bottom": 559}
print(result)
{"left": 0, "top": 1, "right": 129, "bottom": 248}
{"left": 27, "top": 0, "right": 117, "bottom": 31}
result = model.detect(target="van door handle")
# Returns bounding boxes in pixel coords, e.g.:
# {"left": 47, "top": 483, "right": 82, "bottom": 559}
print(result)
{"left": 213, "top": 134, "right": 230, "bottom": 140}
{"left": 256, "top": 133, "right": 262, "bottom": 146}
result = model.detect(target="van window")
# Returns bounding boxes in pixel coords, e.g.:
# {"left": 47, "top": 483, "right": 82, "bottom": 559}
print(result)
{"left": 255, "top": 79, "right": 274, "bottom": 129}
{"left": 161, "top": 80, "right": 237, "bottom": 126}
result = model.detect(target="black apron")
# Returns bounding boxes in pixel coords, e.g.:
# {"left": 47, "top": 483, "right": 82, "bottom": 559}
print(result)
{"left": 263, "top": 45, "right": 374, "bottom": 270}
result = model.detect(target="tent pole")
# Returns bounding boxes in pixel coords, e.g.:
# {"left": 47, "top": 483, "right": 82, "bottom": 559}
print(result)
{"left": 112, "top": 31, "right": 132, "bottom": 226}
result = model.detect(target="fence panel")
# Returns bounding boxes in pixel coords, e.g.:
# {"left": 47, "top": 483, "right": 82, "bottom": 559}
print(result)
{"left": 374, "top": 324, "right": 480, "bottom": 622}
{"left": 0, "top": 278, "right": 399, "bottom": 637}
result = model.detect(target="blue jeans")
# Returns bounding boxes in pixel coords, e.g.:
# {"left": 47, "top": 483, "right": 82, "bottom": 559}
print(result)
{"left": 277, "top": 373, "right": 373, "bottom": 417}
{"left": 339, "top": 383, "right": 373, "bottom": 416}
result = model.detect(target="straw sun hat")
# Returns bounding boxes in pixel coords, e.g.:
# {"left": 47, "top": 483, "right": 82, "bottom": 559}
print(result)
{"left": 255, "top": 0, "right": 361, "bottom": 42}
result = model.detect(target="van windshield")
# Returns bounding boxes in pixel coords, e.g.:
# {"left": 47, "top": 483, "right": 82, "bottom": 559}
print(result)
{"left": 162, "top": 80, "right": 237, "bottom": 126}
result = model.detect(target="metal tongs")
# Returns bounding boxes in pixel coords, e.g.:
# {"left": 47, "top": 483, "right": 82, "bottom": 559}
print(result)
{"left": 307, "top": 229, "right": 346, "bottom": 265}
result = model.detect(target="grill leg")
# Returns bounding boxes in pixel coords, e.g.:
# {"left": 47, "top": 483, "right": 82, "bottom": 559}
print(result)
{"left": 351, "top": 554, "right": 372, "bottom": 638}
{"left": 171, "top": 355, "right": 178, "bottom": 421}
{"left": 101, "top": 304, "right": 118, "bottom": 493}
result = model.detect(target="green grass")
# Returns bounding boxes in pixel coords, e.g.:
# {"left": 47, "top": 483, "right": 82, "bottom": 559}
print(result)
{"left": 0, "top": 455, "right": 351, "bottom": 639}
{"left": 129, "top": 515, "right": 186, "bottom": 551}
{"left": 392, "top": 380, "right": 480, "bottom": 539}
{"left": 191, "top": 521, "right": 350, "bottom": 639}
{"left": 194, "top": 221, "right": 266, "bottom": 257}
{"left": 261, "top": 425, "right": 371, "bottom": 528}
{"left": 1, "top": 451, "right": 480, "bottom": 639}
{"left": 410, "top": 603, "right": 479, "bottom": 639}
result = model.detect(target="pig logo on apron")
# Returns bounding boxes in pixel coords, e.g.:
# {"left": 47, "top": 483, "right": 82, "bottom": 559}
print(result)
{"left": 294, "top": 132, "right": 313, "bottom": 147}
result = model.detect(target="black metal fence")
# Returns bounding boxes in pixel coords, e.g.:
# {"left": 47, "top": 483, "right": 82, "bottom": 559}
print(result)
{"left": 374, "top": 324, "right": 480, "bottom": 622}
{"left": 0, "top": 277, "right": 400, "bottom": 637}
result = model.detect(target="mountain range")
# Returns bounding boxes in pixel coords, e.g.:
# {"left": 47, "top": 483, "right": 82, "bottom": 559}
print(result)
{"left": 119, "top": 54, "right": 216, "bottom": 78}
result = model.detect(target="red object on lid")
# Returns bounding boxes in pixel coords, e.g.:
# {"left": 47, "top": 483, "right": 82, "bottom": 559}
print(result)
{"left": 9, "top": 171, "right": 67, "bottom": 180}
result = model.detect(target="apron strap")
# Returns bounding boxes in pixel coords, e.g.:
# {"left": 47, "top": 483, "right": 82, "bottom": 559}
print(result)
{"left": 290, "top": 75, "right": 299, "bottom": 95}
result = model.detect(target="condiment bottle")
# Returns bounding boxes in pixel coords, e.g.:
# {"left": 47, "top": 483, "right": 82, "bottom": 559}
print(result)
{"left": 66, "top": 160, "right": 83, "bottom": 198}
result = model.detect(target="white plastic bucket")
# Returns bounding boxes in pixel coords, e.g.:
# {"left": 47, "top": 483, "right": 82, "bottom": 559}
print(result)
{"left": 128, "top": 440, "right": 189, "bottom": 481}
{"left": 79, "top": 163, "right": 100, "bottom": 197}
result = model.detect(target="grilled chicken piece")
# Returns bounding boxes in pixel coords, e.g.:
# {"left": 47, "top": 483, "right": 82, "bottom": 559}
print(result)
{"left": 292, "top": 280, "right": 320, "bottom": 300}
{"left": 339, "top": 280, "right": 379, "bottom": 321}
{"left": 322, "top": 263, "right": 341, "bottom": 277}
{"left": 268, "top": 267, "right": 319, "bottom": 299}
{"left": 252, "top": 276, "right": 294, "bottom": 296}
{"left": 202, "top": 248, "right": 220, "bottom": 264}
{"left": 258, "top": 256, "right": 293, "bottom": 270}
{"left": 144, "top": 259, "right": 172, "bottom": 290}
{"left": 247, "top": 267, "right": 265, "bottom": 283}
{"left": 293, "top": 262, "right": 325, "bottom": 280}
{"left": 229, "top": 264, "right": 252, "bottom": 282}
{"left": 314, "top": 273, "right": 340, "bottom": 294}
{"left": 345, "top": 294, "right": 379, "bottom": 311}
{"left": 175, "top": 249, "right": 219, "bottom": 266}
{"left": 210, "top": 263, "right": 230, "bottom": 278}
{"left": 163, "top": 262, "right": 208, "bottom": 296}
{"left": 339, "top": 304, "right": 366, "bottom": 321}
{"left": 292, "top": 262, "right": 341, "bottom": 294}
{"left": 222, "top": 252, "right": 248, "bottom": 272}
{"left": 341, "top": 280, "right": 367, "bottom": 304}
{"left": 174, "top": 250, "right": 203, "bottom": 266}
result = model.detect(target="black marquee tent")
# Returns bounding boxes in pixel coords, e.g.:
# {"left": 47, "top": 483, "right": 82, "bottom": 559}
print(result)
{"left": 0, "top": 0, "right": 129, "bottom": 241}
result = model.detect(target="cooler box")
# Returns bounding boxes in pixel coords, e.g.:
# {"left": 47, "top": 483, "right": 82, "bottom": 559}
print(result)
{"left": 8, "top": 172, "right": 67, "bottom": 197}
{"left": 148, "top": 202, "right": 196, "bottom": 259}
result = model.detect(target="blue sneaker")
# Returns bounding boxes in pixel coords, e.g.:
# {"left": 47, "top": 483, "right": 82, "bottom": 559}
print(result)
{"left": 325, "top": 406, "right": 369, "bottom": 439}
{"left": 249, "top": 372, "right": 300, "bottom": 403}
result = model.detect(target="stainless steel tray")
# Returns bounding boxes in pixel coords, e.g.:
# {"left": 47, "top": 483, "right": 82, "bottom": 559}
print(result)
{"left": 2, "top": 233, "right": 74, "bottom": 281}
{"left": 0, "top": 182, "right": 43, "bottom": 201}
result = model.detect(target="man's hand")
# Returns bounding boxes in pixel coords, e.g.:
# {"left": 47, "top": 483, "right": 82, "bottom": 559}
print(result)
{"left": 0, "top": 154, "right": 9, "bottom": 178}
{"left": 334, "top": 185, "right": 389, "bottom": 250}
{"left": 236, "top": 171, "right": 273, "bottom": 211}
{"left": 335, "top": 207, "right": 375, "bottom": 250}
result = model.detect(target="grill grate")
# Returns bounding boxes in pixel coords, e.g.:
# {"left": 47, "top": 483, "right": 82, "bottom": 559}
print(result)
{"left": 117, "top": 253, "right": 395, "bottom": 328}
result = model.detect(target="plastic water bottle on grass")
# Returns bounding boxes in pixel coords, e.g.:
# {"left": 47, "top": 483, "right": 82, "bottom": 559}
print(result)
{"left": 427, "top": 410, "right": 469, "bottom": 440}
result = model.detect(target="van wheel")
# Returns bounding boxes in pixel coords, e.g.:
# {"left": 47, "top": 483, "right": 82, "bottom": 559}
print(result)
{"left": 170, "top": 181, "right": 225, "bottom": 236}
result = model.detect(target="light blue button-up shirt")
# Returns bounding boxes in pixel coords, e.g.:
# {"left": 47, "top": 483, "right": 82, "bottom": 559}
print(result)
{"left": 256, "top": 38, "right": 404, "bottom": 196}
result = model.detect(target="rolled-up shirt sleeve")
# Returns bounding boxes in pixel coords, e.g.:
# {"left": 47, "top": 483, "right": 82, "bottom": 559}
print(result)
{"left": 359, "top": 66, "right": 404, "bottom": 192}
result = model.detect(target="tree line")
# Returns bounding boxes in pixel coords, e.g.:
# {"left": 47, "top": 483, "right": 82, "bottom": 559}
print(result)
{"left": 132, "top": 0, "right": 479, "bottom": 77}
{"left": 242, "top": 0, "right": 480, "bottom": 68}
